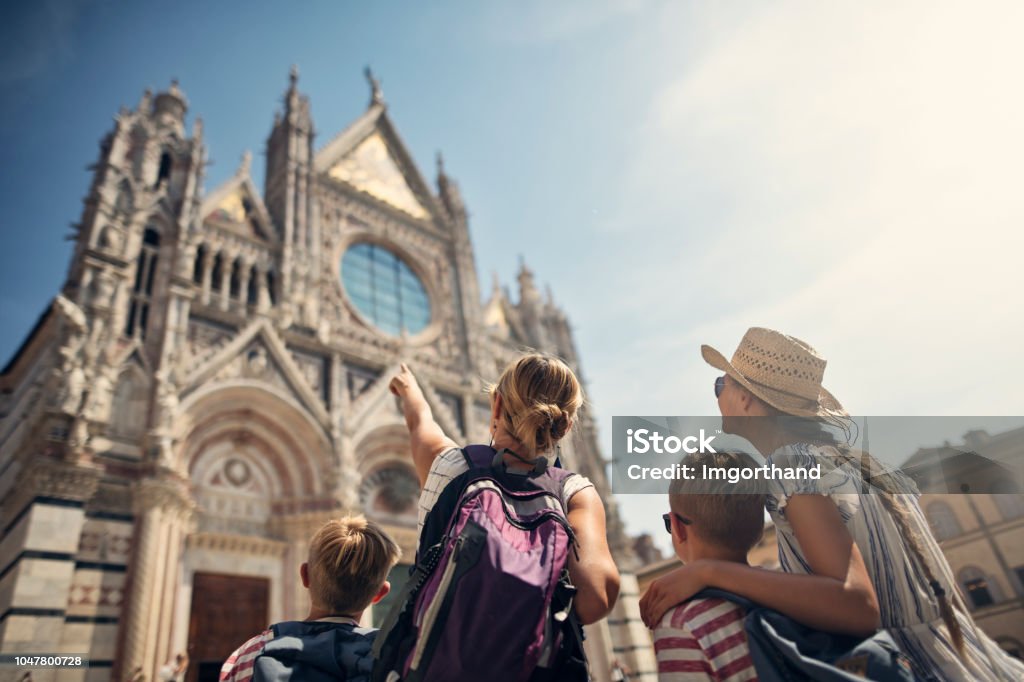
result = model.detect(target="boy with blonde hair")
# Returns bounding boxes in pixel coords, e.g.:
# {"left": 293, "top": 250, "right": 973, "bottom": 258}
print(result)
{"left": 221, "top": 515, "right": 401, "bottom": 682}
{"left": 654, "top": 451, "right": 765, "bottom": 681}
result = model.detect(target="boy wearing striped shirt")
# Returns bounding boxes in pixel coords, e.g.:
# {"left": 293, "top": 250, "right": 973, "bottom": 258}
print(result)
{"left": 220, "top": 515, "right": 401, "bottom": 681}
{"left": 655, "top": 451, "right": 766, "bottom": 682}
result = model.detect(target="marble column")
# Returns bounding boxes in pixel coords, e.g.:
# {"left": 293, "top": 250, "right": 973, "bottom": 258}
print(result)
{"left": 117, "top": 476, "right": 194, "bottom": 682}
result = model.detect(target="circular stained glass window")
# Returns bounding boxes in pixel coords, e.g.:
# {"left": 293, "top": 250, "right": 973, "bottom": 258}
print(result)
{"left": 341, "top": 242, "right": 431, "bottom": 335}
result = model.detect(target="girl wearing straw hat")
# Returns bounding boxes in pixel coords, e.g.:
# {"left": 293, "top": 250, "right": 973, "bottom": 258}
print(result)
{"left": 639, "top": 327, "right": 1024, "bottom": 681}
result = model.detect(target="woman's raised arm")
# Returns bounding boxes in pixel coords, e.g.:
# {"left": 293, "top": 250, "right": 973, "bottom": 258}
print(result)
{"left": 389, "top": 363, "right": 458, "bottom": 486}
{"left": 640, "top": 494, "right": 880, "bottom": 636}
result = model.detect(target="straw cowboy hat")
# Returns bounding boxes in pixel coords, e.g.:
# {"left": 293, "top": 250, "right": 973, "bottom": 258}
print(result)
{"left": 701, "top": 327, "right": 848, "bottom": 418}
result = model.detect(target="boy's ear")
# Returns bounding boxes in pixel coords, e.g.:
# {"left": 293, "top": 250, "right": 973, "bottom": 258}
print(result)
{"left": 370, "top": 580, "right": 391, "bottom": 604}
{"left": 671, "top": 516, "right": 689, "bottom": 543}
{"left": 299, "top": 562, "right": 310, "bottom": 589}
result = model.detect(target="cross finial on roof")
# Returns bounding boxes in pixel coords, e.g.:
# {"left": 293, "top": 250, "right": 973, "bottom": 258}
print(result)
{"left": 289, "top": 64, "right": 299, "bottom": 87}
{"left": 364, "top": 66, "right": 384, "bottom": 107}
{"left": 436, "top": 151, "right": 446, "bottom": 178}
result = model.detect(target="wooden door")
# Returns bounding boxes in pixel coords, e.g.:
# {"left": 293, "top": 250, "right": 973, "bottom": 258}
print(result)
{"left": 186, "top": 572, "right": 269, "bottom": 682}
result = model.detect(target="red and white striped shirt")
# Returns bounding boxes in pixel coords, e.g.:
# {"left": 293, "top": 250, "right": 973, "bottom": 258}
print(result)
{"left": 654, "top": 597, "right": 758, "bottom": 681}
{"left": 219, "top": 629, "right": 274, "bottom": 682}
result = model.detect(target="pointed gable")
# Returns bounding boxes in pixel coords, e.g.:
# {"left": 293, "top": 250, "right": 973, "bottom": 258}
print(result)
{"left": 315, "top": 104, "right": 437, "bottom": 222}
{"left": 209, "top": 189, "right": 248, "bottom": 224}
{"left": 181, "top": 319, "right": 329, "bottom": 427}
{"left": 200, "top": 155, "right": 275, "bottom": 240}
{"left": 327, "top": 132, "right": 429, "bottom": 219}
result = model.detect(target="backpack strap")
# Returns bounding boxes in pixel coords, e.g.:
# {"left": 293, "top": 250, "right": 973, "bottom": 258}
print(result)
{"left": 461, "top": 444, "right": 577, "bottom": 501}
{"left": 461, "top": 443, "right": 546, "bottom": 476}
{"left": 461, "top": 444, "right": 495, "bottom": 470}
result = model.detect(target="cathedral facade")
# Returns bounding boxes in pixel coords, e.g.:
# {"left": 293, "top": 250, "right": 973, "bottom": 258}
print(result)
{"left": 0, "top": 70, "right": 655, "bottom": 682}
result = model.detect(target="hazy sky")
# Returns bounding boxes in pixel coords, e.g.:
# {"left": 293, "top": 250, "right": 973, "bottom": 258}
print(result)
{"left": 2, "top": 1, "right": 1023, "bottom": 553}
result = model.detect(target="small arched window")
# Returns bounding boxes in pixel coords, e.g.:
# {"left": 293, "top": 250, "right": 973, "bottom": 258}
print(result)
{"left": 247, "top": 265, "right": 259, "bottom": 305}
{"left": 959, "top": 566, "right": 1001, "bottom": 609}
{"left": 266, "top": 270, "right": 277, "bottom": 305}
{"left": 210, "top": 253, "right": 223, "bottom": 292}
{"left": 155, "top": 151, "right": 172, "bottom": 187}
{"left": 125, "top": 227, "right": 161, "bottom": 340}
{"left": 193, "top": 245, "right": 207, "bottom": 285}
{"left": 229, "top": 259, "right": 242, "bottom": 299}
{"left": 925, "top": 500, "right": 962, "bottom": 541}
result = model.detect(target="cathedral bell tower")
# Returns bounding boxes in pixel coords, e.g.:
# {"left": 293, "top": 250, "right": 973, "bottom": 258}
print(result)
{"left": 60, "top": 79, "right": 205, "bottom": 433}
{"left": 264, "top": 66, "right": 317, "bottom": 326}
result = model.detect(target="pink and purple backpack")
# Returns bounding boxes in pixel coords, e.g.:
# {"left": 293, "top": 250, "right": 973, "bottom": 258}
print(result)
{"left": 372, "top": 445, "right": 589, "bottom": 682}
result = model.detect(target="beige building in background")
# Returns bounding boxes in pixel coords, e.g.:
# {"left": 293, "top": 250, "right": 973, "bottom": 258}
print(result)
{"left": 918, "top": 491, "right": 1024, "bottom": 658}
{"left": 0, "top": 70, "right": 656, "bottom": 682}
{"left": 906, "top": 425, "right": 1024, "bottom": 660}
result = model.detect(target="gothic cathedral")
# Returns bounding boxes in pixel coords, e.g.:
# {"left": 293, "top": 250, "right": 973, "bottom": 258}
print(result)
{"left": 0, "top": 70, "right": 654, "bottom": 682}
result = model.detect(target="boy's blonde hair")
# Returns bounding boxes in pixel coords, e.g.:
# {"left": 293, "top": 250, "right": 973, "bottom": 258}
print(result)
{"left": 307, "top": 515, "right": 401, "bottom": 615}
{"left": 487, "top": 353, "right": 583, "bottom": 455}
{"left": 668, "top": 451, "right": 766, "bottom": 555}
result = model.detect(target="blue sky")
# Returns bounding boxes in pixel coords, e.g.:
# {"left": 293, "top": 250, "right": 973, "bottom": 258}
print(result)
{"left": 3, "top": 1, "right": 1024, "bottom": 552}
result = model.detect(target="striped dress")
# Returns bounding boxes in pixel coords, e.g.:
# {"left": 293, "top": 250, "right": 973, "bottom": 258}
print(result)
{"left": 766, "top": 443, "right": 1024, "bottom": 681}
{"left": 654, "top": 597, "right": 758, "bottom": 681}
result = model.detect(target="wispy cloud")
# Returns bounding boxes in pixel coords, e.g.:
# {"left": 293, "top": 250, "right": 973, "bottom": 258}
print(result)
{"left": 580, "top": 0, "right": 1024, "bottom": 419}
{"left": 566, "top": 1, "right": 1024, "bottom": 548}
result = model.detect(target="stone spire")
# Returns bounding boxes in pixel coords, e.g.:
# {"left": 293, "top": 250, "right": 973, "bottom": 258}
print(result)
{"left": 517, "top": 258, "right": 542, "bottom": 307}
{"left": 436, "top": 151, "right": 467, "bottom": 222}
{"left": 237, "top": 150, "right": 252, "bottom": 177}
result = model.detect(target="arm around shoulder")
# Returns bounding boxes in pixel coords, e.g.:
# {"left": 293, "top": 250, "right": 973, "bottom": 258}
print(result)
{"left": 566, "top": 486, "right": 621, "bottom": 625}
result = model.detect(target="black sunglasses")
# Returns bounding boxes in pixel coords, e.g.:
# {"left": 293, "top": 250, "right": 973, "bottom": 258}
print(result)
{"left": 662, "top": 512, "right": 693, "bottom": 534}
{"left": 714, "top": 375, "right": 726, "bottom": 399}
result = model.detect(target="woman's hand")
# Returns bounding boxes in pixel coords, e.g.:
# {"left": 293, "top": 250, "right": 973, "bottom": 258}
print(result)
{"left": 639, "top": 562, "right": 711, "bottom": 628}
{"left": 389, "top": 362, "right": 420, "bottom": 398}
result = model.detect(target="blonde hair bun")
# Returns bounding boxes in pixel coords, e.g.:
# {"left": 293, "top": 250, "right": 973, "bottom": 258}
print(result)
{"left": 489, "top": 353, "right": 583, "bottom": 455}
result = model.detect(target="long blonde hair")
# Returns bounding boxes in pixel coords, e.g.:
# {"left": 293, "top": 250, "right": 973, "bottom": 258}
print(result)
{"left": 488, "top": 353, "right": 583, "bottom": 456}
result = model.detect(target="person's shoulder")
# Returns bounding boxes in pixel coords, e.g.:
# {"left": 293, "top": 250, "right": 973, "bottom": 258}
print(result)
{"left": 560, "top": 470, "right": 594, "bottom": 502}
{"left": 220, "top": 629, "right": 274, "bottom": 681}
{"left": 430, "top": 446, "right": 467, "bottom": 473}
{"left": 673, "top": 596, "right": 746, "bottom": 636}
{"left": 655, "top": 601, "right": 696, "bottom": 634}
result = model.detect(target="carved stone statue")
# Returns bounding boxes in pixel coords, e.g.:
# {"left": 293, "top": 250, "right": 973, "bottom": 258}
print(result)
{"left": 364, "top": 66, "right": 384, "bottom": 106}
{"left": 154, "top": 369, "right": 179, "bottom": 431}
{"left": 86, "top": 367, "right": 115, "bottom": 421}
{"left": 53, "top": 295, "right": 89, "bottom": 414}
{"left": 61, "top": 360, "right": 87, "bottom": 415}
